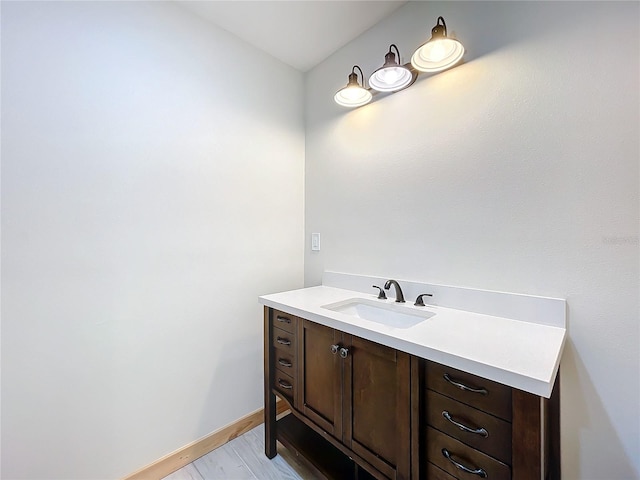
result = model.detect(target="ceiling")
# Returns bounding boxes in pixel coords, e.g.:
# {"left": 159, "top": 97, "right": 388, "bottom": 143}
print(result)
{"left": 178, "top": 1, "right": 408, "bottom": 72}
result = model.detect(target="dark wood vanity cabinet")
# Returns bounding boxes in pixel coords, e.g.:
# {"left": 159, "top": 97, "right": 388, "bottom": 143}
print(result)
{"left": 424, "top": 362, "right": 512, "bottom": 479}
{"left": 299, "top": 317, "right": 413, "bottom": 477}
{"left": 422, "top": 361, "right": 560, "bottom": 480}
{"left": 264, "top": 307, "right": 560, "bottom": 480}
{"left": 342, "top": 333, "right": 411, "bottom": 479}
{"left": 266, "top": 308, "right": 411, "bottom": 480}
{"left": 297, "top": 319, "right": 343, "bottom": 439}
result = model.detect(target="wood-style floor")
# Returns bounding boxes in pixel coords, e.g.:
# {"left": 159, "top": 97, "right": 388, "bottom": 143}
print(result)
{"left": 162, "top": 422, "right": 321, "bottom": 480}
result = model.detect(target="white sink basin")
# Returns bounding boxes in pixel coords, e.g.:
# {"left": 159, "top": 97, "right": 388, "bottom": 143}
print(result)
{"left": 322, "top": 298, "right": 435, "bottom": 328}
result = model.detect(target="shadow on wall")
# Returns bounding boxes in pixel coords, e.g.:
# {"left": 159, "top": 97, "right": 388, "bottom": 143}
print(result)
{"left": 561, "top": 340, "right": 638, "bottom": 479}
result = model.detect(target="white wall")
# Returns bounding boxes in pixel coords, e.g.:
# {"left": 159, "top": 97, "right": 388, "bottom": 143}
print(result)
{"left": 1, "top": 1, "right": 304, "bottom": 478}
{"left": 305, "top": 2, "right": 639, "bottom": 479}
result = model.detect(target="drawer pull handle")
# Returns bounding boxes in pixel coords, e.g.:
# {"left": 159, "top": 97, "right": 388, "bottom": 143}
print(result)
{"left": 278, "top": 379, "right": 293, "bottom": 390}
{"left": 443, "top": 373, "right": 488, "bottom": 395}
{"left": 276, "top": 337, "right": 292, "bottom": 346}
{"left": 339, "top": 347, "right": 349, "bottom": 359}
{"left": 278, "top": 359, "right": 293, "bottom": 368}
{"left": 442, "top": 449, "right": 487, "bottom": 478}
{"left": 276, "top": 316, "right": 292, "bottom": 324}
{"left": 330, "top": 344, "right": 340, "bottom": 355}
{"left": 442, "top": 411, "right": 489, "bottom": 438}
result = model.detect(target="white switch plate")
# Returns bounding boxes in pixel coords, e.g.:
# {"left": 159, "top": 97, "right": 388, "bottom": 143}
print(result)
{"left": 311, "top": 233, "right": 320, "bottom": 251}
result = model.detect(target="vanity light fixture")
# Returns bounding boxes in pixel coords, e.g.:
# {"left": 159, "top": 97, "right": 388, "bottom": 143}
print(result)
{"left": 411, "top": 16, "right": 465, "bottom": 73}
{"left": 334, "top": 65, "right": 372, "bottom": 108}
{"left": 368, "top": 44, "right": 415, "bottom": 92}
{"left": 333, "top": 16, "right": 465, "bottom": 107}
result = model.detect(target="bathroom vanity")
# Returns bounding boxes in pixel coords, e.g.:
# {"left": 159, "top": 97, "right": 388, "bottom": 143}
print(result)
{"left": 261, "top": 273, "right": 565, "bottom": 480}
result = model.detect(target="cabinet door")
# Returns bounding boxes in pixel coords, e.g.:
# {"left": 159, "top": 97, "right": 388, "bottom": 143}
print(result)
{"left": 343, "top": 335, "right": 411, "bottom": 480}
{"left": 298, "top": 319, "right": 343, "bottom": 439}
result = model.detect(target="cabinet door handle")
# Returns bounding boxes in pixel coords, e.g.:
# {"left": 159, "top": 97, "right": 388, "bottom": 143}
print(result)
{"left": 339, "top": 347, "right": 349, "bottom": 359}
{"left": 443, "top": 373, "right": 488, "bottom": 395}
{"left": 442, "top": 411, "right": 489, "bottom": 437}
{"left": 278, "top": 379, "right": 293, "bottom": 390}
{"left": 278, "top": 359, "right": 293, "bottom": 368}
{"left": 276, "top": 316, "right": 292, "bottom": 324}
{"left": 330, "top": 344, "right": 340, "bottom": 355}
{"left": 276, "top": 337, "right": 291, "bottom": 346}
{"left": 442, "top": 449, "right": 487, "bottom": 478}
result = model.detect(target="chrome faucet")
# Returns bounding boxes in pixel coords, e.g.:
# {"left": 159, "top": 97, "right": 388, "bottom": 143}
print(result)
{"left": 384, "top": 279, "right": 405, "bottom": 303}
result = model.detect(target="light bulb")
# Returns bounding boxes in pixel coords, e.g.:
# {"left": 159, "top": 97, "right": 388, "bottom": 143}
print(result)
{"left": 380, "top": 68, "right": 402, "bottom": 85}
{"left": 334, "top": 85, "right": 372, "bottom": 107}
{"left": 425, "top": 40, "right": 447, "bottom": 62}
{"left": 411, "top": 38, "right": 464, "bottom": 73}
{"left": 334, "top": 66, "right": 372, "bottom": 108}
{"left": 369, "top": 67, "right": 412, "bottom": 92}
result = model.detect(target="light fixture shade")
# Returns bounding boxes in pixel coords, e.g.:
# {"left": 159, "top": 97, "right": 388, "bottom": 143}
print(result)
{"left": 411, "top": 16, "right": 464, "bottom": 73}
{"left": 368, "top": 45, "right": 413, "bottom": 92}
{"left": 334, "top": 65, "right": 372, "bottom": 107}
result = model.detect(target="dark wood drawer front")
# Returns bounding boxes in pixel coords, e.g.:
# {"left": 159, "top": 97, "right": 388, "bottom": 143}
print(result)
{"left": 272, "top": 327, "right": 296, "bottom": 353}
{"left": 275, "top": 370, "right": 295, "bottom": 401}
{"left": 426, "top": 362, "right": 512, "bottom": 421}
{"left": 427, "top": 427, "right": 510, "bottom": 480}
{"left": 273, "top": 310, "right": 297, "bottom": 334}
{"left": 427, "top": 462, "right": 458, "bottom": 479}
{"left": 427, "top": 390, "right": 512, "bottom": 464}
{"left": 274, "top": 348, "right": 296, "bottom": 376}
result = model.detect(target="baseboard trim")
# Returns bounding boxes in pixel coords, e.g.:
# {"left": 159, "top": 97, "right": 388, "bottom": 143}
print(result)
{"left": 123, "top": 400, "right": 289, "bottom": 480}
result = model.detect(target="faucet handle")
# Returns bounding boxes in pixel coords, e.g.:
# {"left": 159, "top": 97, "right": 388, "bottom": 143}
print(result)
{"left": 414, "top": 293, "right": 433, "bottom": 306}
{"left": 372, "top": 285, "right": 387, "bottom": 300}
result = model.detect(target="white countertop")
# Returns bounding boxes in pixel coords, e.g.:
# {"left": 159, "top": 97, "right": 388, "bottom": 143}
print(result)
{"left": 259, "top": 282, "right": 566, "bottom": 398}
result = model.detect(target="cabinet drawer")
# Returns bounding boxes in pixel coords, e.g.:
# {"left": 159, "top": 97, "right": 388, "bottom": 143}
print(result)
{"left": 427, "top": 462, "right": 458, "bottom": 480}
{"left": 426, "top": 390, "right": 511, "bottom": 464}
{"left": 274, "top": 370, "right": 296, "bottom": 401}
{"left": 427, "top": 427, "right": 510, "bottom": 480}
{"left": 274, "top": 347, "right": 296, "bottom": 376}
{"left": 272, "top": 327, "right": 296, "bottom": 353}
{"left": 426, "top": 361, "right": 512, "bottom": 421}
{"left": 273, "top": 310, "right": 297, "bottom": 334}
